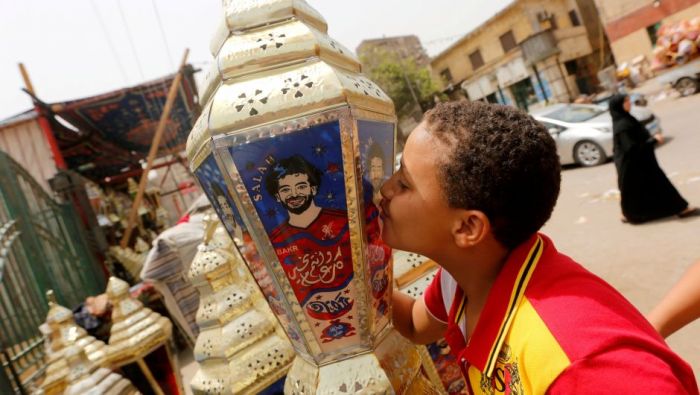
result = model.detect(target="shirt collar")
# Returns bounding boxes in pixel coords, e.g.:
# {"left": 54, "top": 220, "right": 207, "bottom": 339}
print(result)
{"left": 462, "top": 233, "right": 546, "bottom": 377}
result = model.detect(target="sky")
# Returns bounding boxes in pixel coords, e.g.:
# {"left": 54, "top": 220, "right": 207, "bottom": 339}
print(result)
{"left": 0, "top": 0, "right": 513, "bottom": 120}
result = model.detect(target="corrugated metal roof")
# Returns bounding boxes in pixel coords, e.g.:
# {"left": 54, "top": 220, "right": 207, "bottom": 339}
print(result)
{"left": 0, "top": 109, "right": 36, "bottom": 129}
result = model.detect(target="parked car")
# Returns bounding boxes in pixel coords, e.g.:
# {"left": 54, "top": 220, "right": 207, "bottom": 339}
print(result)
{"left": 531, "top": 104, "right": 613, "bottom": 167}
{"left": 657, "top": 57, "right": 700, "bottom": 97}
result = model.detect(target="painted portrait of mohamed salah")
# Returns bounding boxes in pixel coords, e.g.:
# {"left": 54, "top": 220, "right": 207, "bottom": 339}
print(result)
{"left": 229, "top": 120, "right": 360, "bottom": 349}
{"left": 226, "top": 118, "right": 395, "bottom": 351}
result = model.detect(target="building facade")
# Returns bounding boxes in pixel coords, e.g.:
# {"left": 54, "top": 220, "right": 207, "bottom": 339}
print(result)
{"left": 594, "top": 0, "right": 700, "bottom": 64}
{"left": 0, "top": 111, "right": 58, "bottom": 193}
{"left": 356, "top": 35, "right": 431, "bottom": 70}
{"left": 431, "top": 0, "right": 610, "bottom": 111}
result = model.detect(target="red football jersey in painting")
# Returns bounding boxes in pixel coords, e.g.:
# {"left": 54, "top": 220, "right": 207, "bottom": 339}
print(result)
{"left": 269, "top": 208, "right": 353, "bottom": 305}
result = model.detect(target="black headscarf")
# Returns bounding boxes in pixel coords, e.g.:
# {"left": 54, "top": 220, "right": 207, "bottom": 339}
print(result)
{"left": 610, "top": 93, "right": 648, "bottom": 139}
{"left": 608, "top": 94, "right": 627, "bottom": 118}
{"left": 609, "top": 93, "right": 655, "bottom": 161}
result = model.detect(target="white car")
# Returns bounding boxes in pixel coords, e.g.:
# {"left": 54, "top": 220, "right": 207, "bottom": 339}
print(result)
{"left": 531, "top": 104, "right": 613, "bottom": 167}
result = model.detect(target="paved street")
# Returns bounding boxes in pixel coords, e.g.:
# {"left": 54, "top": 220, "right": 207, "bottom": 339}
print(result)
{"left": 542, "top": 93, "right": 700, "bottom": 380}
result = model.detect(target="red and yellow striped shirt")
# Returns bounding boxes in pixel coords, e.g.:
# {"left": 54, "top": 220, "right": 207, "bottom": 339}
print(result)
{"left": 424, "top": 233, "right": 698, "bottom": 394}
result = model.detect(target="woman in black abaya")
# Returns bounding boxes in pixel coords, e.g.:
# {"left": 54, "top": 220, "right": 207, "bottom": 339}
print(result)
{"left": 609, "top": 94, "right": 696, "bottom": 223}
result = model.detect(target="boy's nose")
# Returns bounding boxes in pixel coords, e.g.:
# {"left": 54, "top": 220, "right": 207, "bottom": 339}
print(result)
{"left": 379, "top": 177, "right": 394, "bottom": 200}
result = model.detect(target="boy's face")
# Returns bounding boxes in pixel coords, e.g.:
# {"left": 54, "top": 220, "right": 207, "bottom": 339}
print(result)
{"left": 379, "top": 122, "right": 455, "bottom": 257}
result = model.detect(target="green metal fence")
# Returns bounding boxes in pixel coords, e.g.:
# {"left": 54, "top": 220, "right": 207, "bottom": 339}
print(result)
{"left": 0, "top": 151, "right": 105, "bottom": 394}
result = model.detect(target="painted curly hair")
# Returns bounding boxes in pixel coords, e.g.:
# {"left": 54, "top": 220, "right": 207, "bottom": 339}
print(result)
{"left": 424, "top": 101, "right": 561, "bottom": 248}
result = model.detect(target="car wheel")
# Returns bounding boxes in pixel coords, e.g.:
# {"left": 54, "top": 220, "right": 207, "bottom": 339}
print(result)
{"left": 574, "top": 140, "right": 607, "bottom": 167}
{"left": 676, "top": 77, "right": 698, "bottom": 97}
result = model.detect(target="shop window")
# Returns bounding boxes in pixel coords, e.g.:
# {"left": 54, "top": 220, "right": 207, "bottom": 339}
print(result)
{"left": 469, "top": 50, "right": 484, "bottom": 70}
{"left": 564, "top": 60, "right": 578, "bottom": 75}
{"left": 647, "top": 22, "right": 662, "bottom": 47}
{"left": 569, "top": 10, "right": 581, "bottom": 27}
{"left": 510, "top": 78, "right": 538, "bottom": 112}
{"left": 440, "top": 68, "right": 453, "bottom": 84}
{"left": 500, "top": 30, "right": 517, "bottom": 53}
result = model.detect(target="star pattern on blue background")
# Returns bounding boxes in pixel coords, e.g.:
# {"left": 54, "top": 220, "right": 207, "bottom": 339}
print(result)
{"left": 325, "top": 162, "right": 340, "bottom": 174}
{"left": 312, "top": 144, "right": 327, "bottom": 157}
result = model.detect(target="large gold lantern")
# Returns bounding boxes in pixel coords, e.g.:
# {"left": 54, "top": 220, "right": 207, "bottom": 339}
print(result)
{"left": 186, "top": 1, "right": 440, "bottom": 393}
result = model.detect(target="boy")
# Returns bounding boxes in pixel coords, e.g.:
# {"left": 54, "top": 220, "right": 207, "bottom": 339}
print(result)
{"left": 383, "top": 101, "right": 698, "bottom": 393}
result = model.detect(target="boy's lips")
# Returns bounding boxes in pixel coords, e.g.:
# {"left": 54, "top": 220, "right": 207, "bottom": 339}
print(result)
{"left": 379, "top": 199, "right": 390, "bottom": 220}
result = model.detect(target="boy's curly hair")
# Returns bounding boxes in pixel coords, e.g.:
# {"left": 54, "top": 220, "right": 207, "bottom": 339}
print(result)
{"left": 424, "top": 101, "right": 561, "bottom": 249}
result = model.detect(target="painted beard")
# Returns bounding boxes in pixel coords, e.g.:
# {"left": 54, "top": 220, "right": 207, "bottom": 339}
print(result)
{"left": 283, "top": 193, "right": 314, "bottom": 215}
{"left": 370, "top": 177, "right": 383, "bottom": 193}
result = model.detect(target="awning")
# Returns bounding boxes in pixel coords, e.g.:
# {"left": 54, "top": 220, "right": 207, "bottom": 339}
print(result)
{"left": 44, "top": 65, "right": 199, "bottom": 183}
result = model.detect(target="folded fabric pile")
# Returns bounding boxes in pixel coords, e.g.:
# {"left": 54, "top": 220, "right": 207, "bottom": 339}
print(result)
{"left": 652, "top": 17, "right": 700, "bottom": 70}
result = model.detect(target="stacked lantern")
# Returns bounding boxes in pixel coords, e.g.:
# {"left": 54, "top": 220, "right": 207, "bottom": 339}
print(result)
{"left": 186, "top": 0, "right": 441, "bottom": 393}
{"left": 40, "top": 291, "right": 108, "bottom": 395}
{"left": 105, "top": 277, "right": 178, "bottom": 394}
{"left": 62, "top": 346, "right": 140, "bottom": 395}
{"left": 105, "top": 277, "right": 172, "bottom": 365}
{"left": 108, "top": 246, "right": 147, "bottom": 281}
{"left": 188, "top": 216, "right": 294, "bottom": 394}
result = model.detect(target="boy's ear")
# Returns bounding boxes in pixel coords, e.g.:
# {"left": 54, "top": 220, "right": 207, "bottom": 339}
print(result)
{"left": 451, "top": 210, "right": 491, "bottom": 248}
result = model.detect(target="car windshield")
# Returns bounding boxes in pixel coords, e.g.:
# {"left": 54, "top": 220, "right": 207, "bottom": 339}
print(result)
{"left": 544, "top": 105, "right": 605, "bottom": 123}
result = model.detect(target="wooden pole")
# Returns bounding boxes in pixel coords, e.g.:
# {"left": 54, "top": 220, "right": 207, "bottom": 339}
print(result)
{"left": 120, "top": 49, "right": 189, "bottom": 248}
{"left": 18, "top": 63, "right": 68, "bottom": 170}
{"left": 136, "top": 357, "right": 165, "bottom": 395}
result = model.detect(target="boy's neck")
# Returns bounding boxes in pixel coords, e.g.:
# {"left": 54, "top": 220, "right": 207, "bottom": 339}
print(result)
{"left": 440, "top": 239, "right": 510, "bottom": 316}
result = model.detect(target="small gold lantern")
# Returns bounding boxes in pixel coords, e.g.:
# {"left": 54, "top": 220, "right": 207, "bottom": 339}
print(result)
{"left": 40, "top": 290, "right": 108, "bottom": 395}
{"left": 63, "top": 345, "right": 140, "bottom": 395}
{"left": 105, "top": 277, "right": 179, "bottom": 394}
{"left": 105, "top": 277, "right": 172, "bottom": 366}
